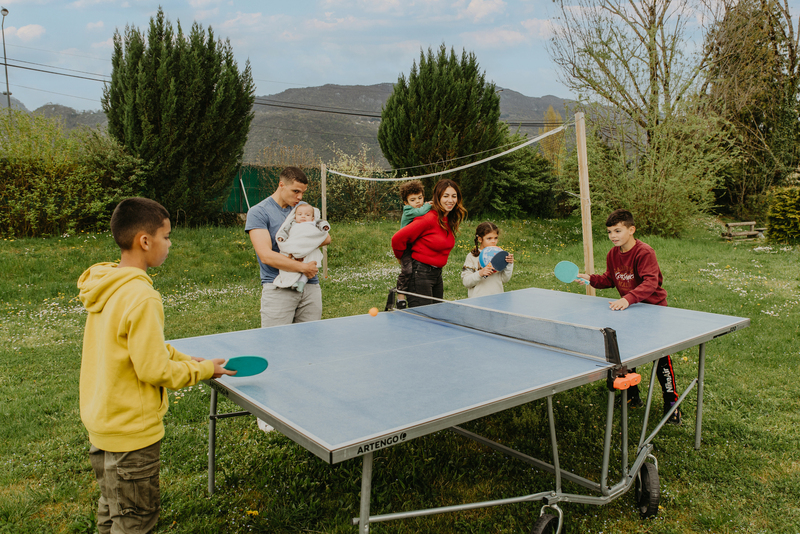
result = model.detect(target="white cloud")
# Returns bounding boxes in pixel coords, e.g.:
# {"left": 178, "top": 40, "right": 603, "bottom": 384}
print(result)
{"left": 7, "top": 25, "right": 46, "bottom": 42}
{"left": 68, "top": 0, "right": 114, "bottom": 8}
{"left": 86, "top": 21, "right": 104, "bottom": 31}
{"left": 221, "top": 12, "right": 264, "bottom": 30}
{"left": 195, "top": 8, "right": 220, "bottom": 20}
{"left": 307, "top": 15, "right": 362, "bottom": 31}
{"left": 91, "top": 38, "right": 114, "bottom": 49}
{"left": 189, "top": 0, "right": 218, "bottom": 6}
{"left": 457, "top": 0, "right": 506, "bottom": 22}
{"left": 462, "top": 27, "right": 526, "bottom": 47}
{"left": 363, "top": 0, "right": 403, "bottom": 12}
{"left": 521, "top": 18, "right": 553, "bottom": 39}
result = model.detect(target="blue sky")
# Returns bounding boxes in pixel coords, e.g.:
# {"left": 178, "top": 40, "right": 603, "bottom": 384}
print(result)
{"left": 0, "top": 0, "right": 566, "bottom": 111}
{"left": 3, "top": 1, "right": 800, "bottom": 112}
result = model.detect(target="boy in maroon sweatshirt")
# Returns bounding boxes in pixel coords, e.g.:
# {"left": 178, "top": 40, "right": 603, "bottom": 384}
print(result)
{"left": 577, "top": 209, "right": 681, "bottom": 424}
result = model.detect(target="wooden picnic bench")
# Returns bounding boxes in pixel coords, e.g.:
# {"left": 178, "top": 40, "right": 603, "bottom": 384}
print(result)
{"left": 721, "top": 221, "right": 767, "bottom": 241}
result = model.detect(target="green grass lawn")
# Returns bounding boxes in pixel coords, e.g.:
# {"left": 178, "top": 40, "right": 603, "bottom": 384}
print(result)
{"left": 1, "top": 217, "right": 798, "bottom": 533}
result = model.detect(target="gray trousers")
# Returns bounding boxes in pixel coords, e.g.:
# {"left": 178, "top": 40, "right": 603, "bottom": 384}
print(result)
{"left": 260, "top": 282, "right": 322, "bottom": 327}
{"left": 89, "top": 441, "right": 160, "bottom": 534}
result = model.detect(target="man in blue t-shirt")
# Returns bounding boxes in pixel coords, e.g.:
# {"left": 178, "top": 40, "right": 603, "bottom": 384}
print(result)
{"left": 245, "top": 167, "right": 331, "bottom": 327}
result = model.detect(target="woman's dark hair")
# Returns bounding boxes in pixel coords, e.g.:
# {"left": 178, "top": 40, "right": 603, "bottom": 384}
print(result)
{"left": 430, "top": 179, "right": 467, "bottom": 235}
{"left": 470, "top": 221, "right": 500, "bottom": 257}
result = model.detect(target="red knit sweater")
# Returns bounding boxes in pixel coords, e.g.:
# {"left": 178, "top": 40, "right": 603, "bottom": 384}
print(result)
{"left": 589, "top": 239, "right": 667, "bottom": 306}
{"left": 391, "top": 210, "right": 454, "bottom": 268}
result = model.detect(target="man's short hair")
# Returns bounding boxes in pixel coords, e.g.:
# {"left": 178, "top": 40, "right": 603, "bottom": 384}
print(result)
{"left": 399, "top": 180, "right": 424, "bottom": 203}
{"left": 280, "top": 166, "right": 309, "bottom": 185}
{"left": 110, "top": 197, "right": 170, "bottom": 250}
{"left": 606, "top": 209, "right": 635, "bottom": 228}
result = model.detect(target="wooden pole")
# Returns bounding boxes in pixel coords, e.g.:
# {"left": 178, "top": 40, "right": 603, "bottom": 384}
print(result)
{"left": 575, "top": 112, "right": 595, "bottom": 296}
{"left": 321, "top": 163, "right": 328, "bottom": 279}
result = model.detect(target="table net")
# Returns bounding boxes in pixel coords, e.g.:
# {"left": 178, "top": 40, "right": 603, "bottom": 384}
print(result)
{"left": 399, "top": 298, "right": 617, "bottom": 363}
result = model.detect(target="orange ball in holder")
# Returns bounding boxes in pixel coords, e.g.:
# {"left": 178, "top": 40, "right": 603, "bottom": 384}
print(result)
{"left": 369, "top": 307, "right": 379, "bottom": 317}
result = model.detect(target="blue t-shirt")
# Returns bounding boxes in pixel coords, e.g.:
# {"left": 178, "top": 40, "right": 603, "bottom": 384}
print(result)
{"left": 245, "top": 197, "right": 319, "bottom": 285}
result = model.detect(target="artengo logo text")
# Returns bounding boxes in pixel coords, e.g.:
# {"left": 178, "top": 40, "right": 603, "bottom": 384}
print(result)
{"left": 357, "top": 433, "right": 407, "bottom": 454}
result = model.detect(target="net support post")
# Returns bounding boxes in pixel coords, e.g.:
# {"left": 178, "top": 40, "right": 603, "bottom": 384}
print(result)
{"left": 575, "top": 112, "right": 595, "bottom": 297}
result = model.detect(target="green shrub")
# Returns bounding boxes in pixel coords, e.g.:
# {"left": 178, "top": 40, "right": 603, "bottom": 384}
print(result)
{"left": 766, "top": 186, "right": 800, "bottom": 242}
{"left": 0, "top": 111, "right": 146, "bottom": 238}
{"left": 323, "top": 144, "right": 401, "bottom": 221}
{"left": 562, "top": 108, "right": 739, "bottom": 237}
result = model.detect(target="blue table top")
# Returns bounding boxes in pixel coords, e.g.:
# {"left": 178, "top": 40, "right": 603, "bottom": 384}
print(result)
{"left": 169, "top": 288, "right": 748, "bottom": 463}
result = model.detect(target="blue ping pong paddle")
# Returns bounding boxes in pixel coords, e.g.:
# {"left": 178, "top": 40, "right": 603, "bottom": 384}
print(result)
{"left": 224, "top": 356, "right": 268, "bottom": 377}
{"left": 489, "top": 250, "right": 510, "bottom": 272}
{"left": 554, "top": 261, "right": 588, "bottom": 285}
{"left": 478, "top": 246, "right": 503, "bottom": 268}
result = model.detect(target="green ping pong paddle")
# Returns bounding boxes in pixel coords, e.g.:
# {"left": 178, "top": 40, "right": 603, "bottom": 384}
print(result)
{"left": 224, "top": 356, "right": 268, "bottom": 377}
{"left": 554, "top": 261, "right": 588, "bottom": 285}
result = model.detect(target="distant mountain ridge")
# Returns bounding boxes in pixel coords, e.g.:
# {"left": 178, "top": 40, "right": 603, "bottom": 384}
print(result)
{"left": 16, "top": 84, "right": 571, "bottom": 166}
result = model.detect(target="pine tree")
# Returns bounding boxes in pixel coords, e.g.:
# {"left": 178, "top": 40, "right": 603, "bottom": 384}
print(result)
{"left": 102, "top": 8, "right": 255, "bottom": 224}
{"left": 377, "top": 45, "right": 503, "bottom": 214}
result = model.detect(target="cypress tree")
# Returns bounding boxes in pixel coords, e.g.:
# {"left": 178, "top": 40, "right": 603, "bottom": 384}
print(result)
{"left": 102, "top": 8, "right": 255, "bottom": 224}
{"left": 378, "top": 45, "right": 503, "bottom": 214}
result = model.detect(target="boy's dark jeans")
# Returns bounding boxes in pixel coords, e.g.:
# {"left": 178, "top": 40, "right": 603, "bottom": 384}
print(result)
{"left": 90, "top": 440, "right": 161, "bottom": 534}
{"left": 407, "top": 259, "right": 443, "bottom": 308}
{"left": 396, "top": 248, "right": 414, "bottom": 293}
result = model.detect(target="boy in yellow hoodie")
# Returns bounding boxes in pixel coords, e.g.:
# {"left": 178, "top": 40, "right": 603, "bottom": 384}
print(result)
{"left": 78, "top": 197, "right": 234, "bottom": 533}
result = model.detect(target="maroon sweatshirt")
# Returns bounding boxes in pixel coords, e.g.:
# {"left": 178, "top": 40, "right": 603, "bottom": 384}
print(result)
{"left": 391, "top": 210, "right": 454, "bottom": 268}
{"left": 589, "top": 239, "right": 667, "bottom": 306}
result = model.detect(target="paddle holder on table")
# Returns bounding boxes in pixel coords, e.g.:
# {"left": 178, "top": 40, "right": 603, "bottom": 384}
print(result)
{"left": 601, "top": 327, "right": 641, "bottom": 391}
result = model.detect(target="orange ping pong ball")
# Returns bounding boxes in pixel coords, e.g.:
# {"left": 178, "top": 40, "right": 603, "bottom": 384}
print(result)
{"left": 369, "top": 307, "right": 379, "bottom": 317}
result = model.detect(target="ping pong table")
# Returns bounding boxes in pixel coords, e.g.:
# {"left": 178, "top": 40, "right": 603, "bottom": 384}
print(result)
{"left": 169, "top": 287, "right": 749, "bottom": 533}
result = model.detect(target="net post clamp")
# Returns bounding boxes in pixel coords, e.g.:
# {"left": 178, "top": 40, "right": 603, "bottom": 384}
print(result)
{"left": 600, "top": 327, "right": 640, "bottom": 390}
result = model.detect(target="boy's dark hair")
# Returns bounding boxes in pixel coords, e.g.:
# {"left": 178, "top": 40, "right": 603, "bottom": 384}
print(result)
{"left": 399, "top": 180, "right": 424, "bottom": 203}
{"left": 280, "top": 166, "right": 309, "bottom": 185}
{"left": 606, "top": 209, "right": 635, "bottom": 228}
{"left": 111, "top": 197, "right": 170, "bottom": 250}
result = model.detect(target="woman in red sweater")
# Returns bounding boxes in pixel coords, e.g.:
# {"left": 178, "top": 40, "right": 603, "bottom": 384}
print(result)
{"left": 391, "top": 179, "right": 467, "bottom": 307}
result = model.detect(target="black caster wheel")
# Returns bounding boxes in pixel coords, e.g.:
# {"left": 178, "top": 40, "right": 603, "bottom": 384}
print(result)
{"left": 635, "top": 461, "right": 660, "bottom": 518}
{"left": 530, "top": 513, "right": 561, "bottom": 534}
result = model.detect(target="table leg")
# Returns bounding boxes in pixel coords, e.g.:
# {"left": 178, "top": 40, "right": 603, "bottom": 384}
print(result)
{"left": 208, "top": 387, "right": 218, "bottom": 496}
{"left": 695, "top": 343, "right": 706, "bottom": 450}
{"left": 546, "top": 396, "right": 562, "bottom": 494}
{"left": 359, "top": 452, "right": 373, "bottom": 533}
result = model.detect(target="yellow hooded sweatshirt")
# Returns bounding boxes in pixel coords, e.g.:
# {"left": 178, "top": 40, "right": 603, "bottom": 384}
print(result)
{"left": 78, "top": 262, "right": 214, "bottom": 452}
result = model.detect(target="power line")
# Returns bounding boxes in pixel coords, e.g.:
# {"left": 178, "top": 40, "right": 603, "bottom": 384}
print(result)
{"left": 1, "top": 61, "right": 106, "bottom": 83}
{"left": 262, "top": 125, "right": 377, "bottom": 139}
{"left": 10, "top": 83, "right": 101, "bottom": 104}
{"left": 256, "top": 96, "right": 382, "bottom": 114}
{"left": 1, "top": 59, "right": 560, "bottom": 126}
{"left": 8, "top": 57, "right": 110, "bottom": 79}
{"left": 253, "top": 99, "right": 381, "bottom": 118}
{"left": 7, "top": 43, "right": 110, "bottom": 62}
